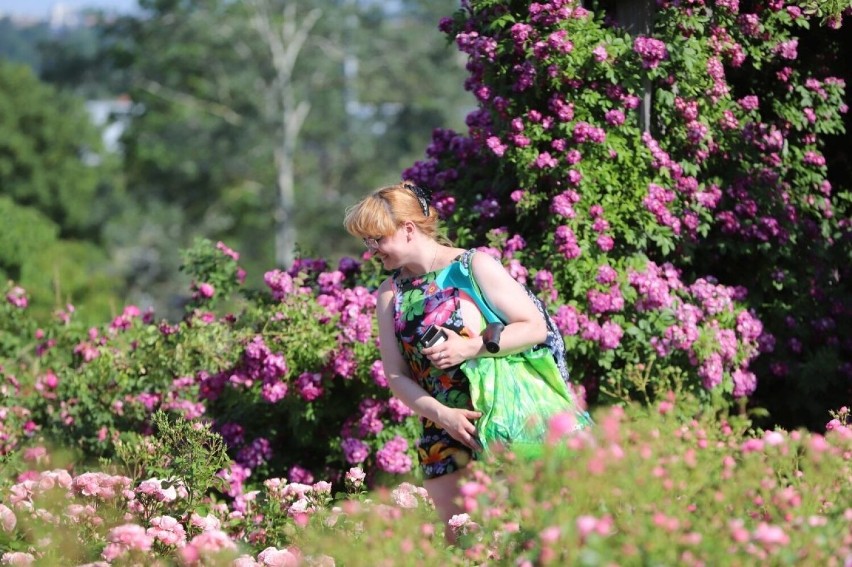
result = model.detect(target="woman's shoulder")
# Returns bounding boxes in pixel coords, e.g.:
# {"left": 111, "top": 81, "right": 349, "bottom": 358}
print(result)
{"left": 377, "top": 276, "right": 395, "bottom": 293}
{"left": 467, "top": 248, "right": 503, "bottom": 271}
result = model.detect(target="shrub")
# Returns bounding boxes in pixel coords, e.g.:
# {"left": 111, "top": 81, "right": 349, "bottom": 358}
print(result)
{"left": 0, "top": 398, "right": 849, "bottom": 565}
{"left": 403, "top": 0, "right": 850, "bottom": 427}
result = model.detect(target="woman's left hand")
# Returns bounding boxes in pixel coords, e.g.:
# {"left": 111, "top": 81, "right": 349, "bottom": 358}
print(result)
{"left": 421, "top": 327, "right": 479, "bottom": 369}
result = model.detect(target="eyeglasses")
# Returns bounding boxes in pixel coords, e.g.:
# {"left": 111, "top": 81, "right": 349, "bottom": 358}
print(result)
{"left": 403, "top": 182, "right": 431, "bottom": 217}
{"left": 363, "top": 236, "right": 383, "bottom": 250}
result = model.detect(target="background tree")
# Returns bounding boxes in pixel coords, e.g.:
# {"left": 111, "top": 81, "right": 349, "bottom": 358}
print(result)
{"left": 0, "top": 60, "right": 123, "bottom": 323}
{"left": 90, "top": 0, "right": 470, "bottom": 317}
{"left": 0, "top": 17, "right": 51, "bottom": 71}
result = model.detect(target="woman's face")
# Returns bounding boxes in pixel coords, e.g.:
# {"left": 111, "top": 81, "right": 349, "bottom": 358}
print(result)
{"left": 365, "top": 225, "right": 408, "bottom": 269}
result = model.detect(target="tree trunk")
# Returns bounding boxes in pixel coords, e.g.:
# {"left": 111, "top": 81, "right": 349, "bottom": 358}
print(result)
{"left": 615, "top": 0, "right": 655, "bottom": 132}
{"left": 247, "top": 0, "right": 321, "bottom": 268}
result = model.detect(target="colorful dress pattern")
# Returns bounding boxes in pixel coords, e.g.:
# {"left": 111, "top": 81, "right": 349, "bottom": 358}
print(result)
{"left": 391, "top": 257, "right": 476, "bottom": 479}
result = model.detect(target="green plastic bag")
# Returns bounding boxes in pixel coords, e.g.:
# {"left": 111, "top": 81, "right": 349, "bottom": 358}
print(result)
{"left": 461, "top": 346, "right": 591, "bottom": 460}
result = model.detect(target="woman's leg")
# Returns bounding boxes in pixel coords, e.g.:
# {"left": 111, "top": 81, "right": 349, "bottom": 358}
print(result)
{"left": 423, "top": 467, "right": 470, "bottom": 544}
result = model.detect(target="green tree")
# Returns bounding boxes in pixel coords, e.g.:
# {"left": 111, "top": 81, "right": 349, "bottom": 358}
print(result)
{"left": 0, "top": 17, "right": 51, "bottom": 71}
{"left": 93, "top": 0, "right": 469, "bottom": 316}
{"left": 0, "top": 60, "right": 122, "bottom": 322}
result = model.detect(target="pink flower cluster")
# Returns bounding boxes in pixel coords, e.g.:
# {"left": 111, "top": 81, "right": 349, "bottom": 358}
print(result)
{"left": 262, "top": 477, "right": 333, "bottom": 526}
{"left": 5, "top": 287, "right": 27, "bottom": 309}
{"left": 633, "top": 36, "right": 669, "bottom": 69}
{"left": 375, "top": 435, "right": 413, "bottom": 474}
{"left": 203, "top": 335, "right": 289, "bottom": 404}
{"left": 102, "top": 523, "right": 153, "bottom": 562}
{"left": 391, "top": 482, "right": 431, "bottom": 509}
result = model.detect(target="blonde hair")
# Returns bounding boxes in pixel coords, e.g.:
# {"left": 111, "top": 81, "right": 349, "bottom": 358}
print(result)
{"left": 343, "top": 181, "right": 443, "bottom": 241}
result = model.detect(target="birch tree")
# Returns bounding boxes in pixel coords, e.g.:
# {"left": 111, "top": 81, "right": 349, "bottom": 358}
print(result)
{"left": 246, "top": 0, "right": 322, "bottom": 269}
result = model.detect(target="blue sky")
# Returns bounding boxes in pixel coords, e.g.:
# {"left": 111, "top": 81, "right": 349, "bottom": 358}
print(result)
{"left": 0, "top": 0, "right": 138, "bottom": 17}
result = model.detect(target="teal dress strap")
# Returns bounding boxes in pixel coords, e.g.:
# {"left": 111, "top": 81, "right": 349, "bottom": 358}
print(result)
{"left": 434, "top": 249, "right": 503, "bottom": 325}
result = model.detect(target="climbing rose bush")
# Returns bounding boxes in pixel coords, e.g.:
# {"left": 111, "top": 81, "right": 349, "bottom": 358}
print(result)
{"left": 403, "top": 0, "right": 850, "bottom": 424}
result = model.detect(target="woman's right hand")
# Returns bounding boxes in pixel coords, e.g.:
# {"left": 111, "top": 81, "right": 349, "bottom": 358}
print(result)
{"left": 436, "top": 406, "right": 483, "bottom": 452}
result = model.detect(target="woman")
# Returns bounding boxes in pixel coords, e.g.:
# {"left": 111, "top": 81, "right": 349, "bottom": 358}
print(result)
{"left": 344, "top": 181, "right": 551, "bottom": 541}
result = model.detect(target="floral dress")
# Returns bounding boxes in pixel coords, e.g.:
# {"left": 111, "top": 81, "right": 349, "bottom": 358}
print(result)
{"left": 391, "top": 256, "right": 477, "bottom": 479}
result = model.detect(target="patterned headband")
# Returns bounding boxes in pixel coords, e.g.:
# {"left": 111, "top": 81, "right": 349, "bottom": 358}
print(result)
{"left": 403, "top": 182, "right": 431, "bottom": 217}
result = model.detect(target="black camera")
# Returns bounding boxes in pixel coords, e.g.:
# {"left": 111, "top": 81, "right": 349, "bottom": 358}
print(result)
{"left": 418, "top": 324, "right": 447, "bottom": 348}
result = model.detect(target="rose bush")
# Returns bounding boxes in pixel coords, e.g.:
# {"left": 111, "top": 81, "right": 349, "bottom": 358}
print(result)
{"left": 0, "top": 395, "right": 849, "bottom": 565}
{"left": 403, "top": 0, "right": 849, "bottom": 427}
{"left": 2, "top": 238, "right": 420, "bottom": 501}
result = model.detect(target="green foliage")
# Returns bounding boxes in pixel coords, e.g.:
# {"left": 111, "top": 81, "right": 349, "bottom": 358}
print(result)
{"left": 8, "top": 398, "right": 846, "bottom": 565}
{"left": 113, "top": 411, "right": 230, "bottom": 509}
{"left": 85, "top": 0, "right": 472, "bottom": 315}
{"left": 301, "top": 400, "right": 852, "bottom": 566}
{"left": 180, "top": 237, "right": 245, "bottom": 310}
{"left": 0, "top": 17, "right": 51, "bottom": 70}
{"left": 0, "top": 197, "right": 59, "bottom": 281}
{"left": 3, "top": 239, "right": 414, "bottom": 490}
{"left": 0, "top": 60, "right": 124, "bottom": 324}
{"left": 794, "top": 0, "right": 852, "bottom": 26}
{"left": 0, "top": 60, "right": 102, "bottom": 234}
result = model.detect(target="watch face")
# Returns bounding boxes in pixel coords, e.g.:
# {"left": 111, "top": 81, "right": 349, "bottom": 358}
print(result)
{"left": 482, "top": 322, "right": 505, "bottom": 353}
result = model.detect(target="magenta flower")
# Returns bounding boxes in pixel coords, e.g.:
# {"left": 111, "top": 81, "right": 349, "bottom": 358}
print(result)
{"left": 357, "top": 399, "right": 385, "bottom": 436}
{"left": 288, "top": 465, "right": 314, "bottom": 485}
{"left": 774, "top": 39, "right": 798, "bottom": 60}
{"left": 341, "top": 438, "right": 370, "bottom": 464}
{"left": 261, "top": 379, "right": 288, "bottom": 403}
{"left": 264, "top": 269, "right": 294, "bottom": 301}
{"left": 331, "top": 346, "right": 356, "bottom": 378}
{"left": 375, "top": 436, "right": 412, "bottom": 474}
{"left": 716, "top": 0, "right": 739, "bottom": 13}
{"left": 486, "top": 136, "right": 507, "bottom": 156}
{"left": 553, "top": 305, "right": 580, "bottom": 336}
{"left": 604, "top": 109, "right": 625, "bottom": 126}
{"left": 370, "top": 360, "right": 388, "bottom": 388}
{"left": 296, "top": 372, "right": 324, "bottom": 401}
{"left": 732, "top": 368, "right": 757, "bottom": 397}
{"left": 197, "top": 282, "right": 215, "bottom": 298}
{"left": 698, "top": 353, "right": 724, "bottom": 390}
{"left": 738, "top": 95, "right": 760, "bottom": 111}
{"left": 237, "top": 437, "right": 272, "bottom": 468}
{"left": 387, "top": 397, "right": 414, "bottom": 421}
{"left": 5, "top": 287, "right": 27, "bottom": 309}
{"left": 550, "top": 193, "right": 576, "bottom": 218}
{"left": 596, "top": 265, "right": 618, "bottom": 285}
{"left": 633, "top": 36, "right": 669, "bottom": 69}
{"left": 216, "top": 240, "right": 240, "bottom": 261}
{"left": 599, "top": 321, "right": 624, "bottom": 350}
{"left": 554, "top": 225, "right": 581, "bottom": 259}
{"left": 534, "top": 151, "right": 558, "bottom": 169}
{"left": 596, "top": 234, "right": 614, "bottom": 252}
{"left": 317, "top": 270, "right": 344, "bottom": 294}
